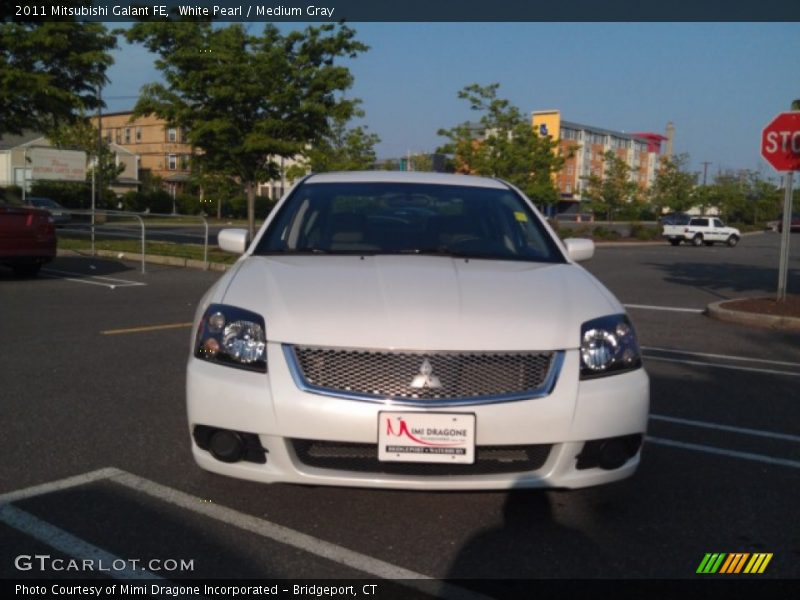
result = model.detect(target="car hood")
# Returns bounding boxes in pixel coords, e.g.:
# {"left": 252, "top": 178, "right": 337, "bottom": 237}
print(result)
{"left": 218, "top": 255, "right": 621, "bottom": 351}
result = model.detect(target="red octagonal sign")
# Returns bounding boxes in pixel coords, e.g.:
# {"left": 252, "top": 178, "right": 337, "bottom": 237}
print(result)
{"left": 762, "top": 112, "right": 800, "bottom": 172}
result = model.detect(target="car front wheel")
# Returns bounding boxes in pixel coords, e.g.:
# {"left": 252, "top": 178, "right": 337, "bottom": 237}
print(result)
{"left": 692, "top": 234, "right": 703, "bottom": 247}
{"left": 727, "top": 235, "right": 739, "bottom": 247}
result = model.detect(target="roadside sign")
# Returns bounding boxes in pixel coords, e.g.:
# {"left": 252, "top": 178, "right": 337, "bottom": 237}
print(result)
{"left": 762, "top": 111, "right": 798, "bottom": 301}
{"left": 761, "top": 112, "right": 800, "bottom": 172}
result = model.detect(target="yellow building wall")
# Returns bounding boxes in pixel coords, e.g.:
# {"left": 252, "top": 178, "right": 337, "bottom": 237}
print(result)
{"left": 532, "top": 110, "right": 561, "bottom": 141}
{"left": 92, "top": 112, "right": 192, "bottom": 181}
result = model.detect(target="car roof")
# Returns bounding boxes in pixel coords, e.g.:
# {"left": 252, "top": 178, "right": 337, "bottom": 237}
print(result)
{"left": 304, "top": 171, "right": 509, "bottom": 190}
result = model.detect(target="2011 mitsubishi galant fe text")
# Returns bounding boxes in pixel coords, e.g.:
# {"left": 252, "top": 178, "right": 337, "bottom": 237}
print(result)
{"left": 187, "top": 172, "right": 649, "bottom": 490}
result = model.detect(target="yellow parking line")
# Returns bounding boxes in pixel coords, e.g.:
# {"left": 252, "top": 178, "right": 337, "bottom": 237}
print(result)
{"left": 101, "top": 322, "right": 193, "bottom": 335}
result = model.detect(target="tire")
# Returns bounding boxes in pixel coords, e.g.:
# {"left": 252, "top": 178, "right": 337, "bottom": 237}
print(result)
{"left": 692, "top": 234, "right": 703, "bottom": 247}
{"left": 669, "top": 239, "right": 681, "bottom": 246}
{"left": 727, "top": 235, "right": 739, "bottom": 247}
{"left": 12, "top": 263, "right": 41, "bottom": 278}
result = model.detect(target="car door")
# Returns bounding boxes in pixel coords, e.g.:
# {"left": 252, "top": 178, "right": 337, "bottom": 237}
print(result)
{"left": 711, "top": 219, "right": 726, "bottom": 241}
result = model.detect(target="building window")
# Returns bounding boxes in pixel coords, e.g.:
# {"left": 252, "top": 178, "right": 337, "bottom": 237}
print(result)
{"left": 114, "top": 129, "right": 121, "bottom": 144}
{"left": 136, "top": 127, "right": 142, "bottom": 142}
{"left": 179, "top": 155, "right": 190, "bottom": 170}
{"left": 167, "top": 154, "right": 177, "bottom": 170}
{"left": 167, "top": 127, "right": 177, "bottom": 142}
{"left": 124, "top": 128, "right": 131, "bottom": 144}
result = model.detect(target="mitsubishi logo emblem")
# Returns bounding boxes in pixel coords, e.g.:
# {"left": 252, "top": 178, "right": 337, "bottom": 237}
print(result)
{"left": 409, "top": 359, "right": 442, "bottom": 389}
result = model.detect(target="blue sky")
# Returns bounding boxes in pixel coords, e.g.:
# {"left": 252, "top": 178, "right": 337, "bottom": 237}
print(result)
{"left": 105, "top": 22, "right": 800, "bottom": 180}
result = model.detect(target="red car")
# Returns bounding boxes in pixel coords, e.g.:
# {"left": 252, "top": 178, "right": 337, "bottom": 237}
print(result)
{"left": 0, "top": 204, "right": 56, "bottom": 277}
{"left": 777, "top": 213, "right": 800, "bottom": 233}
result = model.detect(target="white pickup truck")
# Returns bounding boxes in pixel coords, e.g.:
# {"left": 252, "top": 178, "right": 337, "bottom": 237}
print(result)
{"left": 662, "top": 217, "right": 741, "bottom": 247}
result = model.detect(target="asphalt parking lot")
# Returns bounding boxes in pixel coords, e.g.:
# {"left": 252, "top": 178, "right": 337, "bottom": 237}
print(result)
{"left": 1, "top": 232, "right": 798, "bottom": 590}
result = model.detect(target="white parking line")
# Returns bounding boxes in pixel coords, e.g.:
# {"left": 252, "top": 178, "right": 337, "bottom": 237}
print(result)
{"left": 650, "top": 414, "right": 800, "bottom": 444}
{"left": 642, "top": 346, "right": 800, "bottom": 369}
{"left": 41, "top": 268, "right": 146, "bottom": 289}
{"left": 0, "top": 468, "right": 122, "bottom": 505}
{"left": 0, "top": 469, "right": 488, "bottom": 600}
{"left": 624, "top": 304, "right": 705, "bottom": 314}
{"left": 643, "top": 355, "right": 800, "bottom": 377}
{"left": 647, "top": 436, "right": 800, "bottom": 470}
{"left": 109, "top": 471, "right": 487, "bottom": 600}
{"left": 0, "top": 504, "right": 160, "bottom": 580}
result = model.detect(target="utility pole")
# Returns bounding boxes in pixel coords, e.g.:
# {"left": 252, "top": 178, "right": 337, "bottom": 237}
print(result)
{"left": 700, "top": 161, "right": 712, "bottom": 186}
{"left": 93, "top": 85, "right": 103, "bottom": 256}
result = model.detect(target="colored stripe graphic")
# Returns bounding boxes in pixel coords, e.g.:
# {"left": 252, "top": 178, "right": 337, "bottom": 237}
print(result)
{"left": 744, "top": 553, "right": 773, "bottom": 574}
{"left": 698, "top": 552, "right": 773, "bottom": 574}
{"left": 720, "top": 553, "right": 749, "bottom": 573}
{"left": 697, "top": 553, "right": 726, "bottom": 573}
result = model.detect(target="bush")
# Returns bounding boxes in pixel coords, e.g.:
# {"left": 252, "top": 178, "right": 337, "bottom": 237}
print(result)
{"left": 176, "top": 193, "right": 203, "bottom": 215}
{"left": 591, "top": 226, "right": 622, "bottom": 241}
{"left": 0, "top": 185, "right": 23, "bottom": 204}
{"left": 29, "top": 181, "right": 95, "bottom": 209}
{"left": 629, "top": 222, "right": 660, "bottom": 241}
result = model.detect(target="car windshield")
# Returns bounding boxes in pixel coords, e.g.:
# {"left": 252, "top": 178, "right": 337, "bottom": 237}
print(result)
{"left": 254, "top": 181, "right": 565, "bottom": 263}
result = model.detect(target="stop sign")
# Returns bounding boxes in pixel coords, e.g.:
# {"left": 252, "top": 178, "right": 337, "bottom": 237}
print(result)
{"left": 761, "top": 112, "right": 800, "bottom": 171}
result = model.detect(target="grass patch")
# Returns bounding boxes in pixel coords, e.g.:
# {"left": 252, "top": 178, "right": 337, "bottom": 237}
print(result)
{"left": 58, "top": 234, "right": 238, "bottom": 264}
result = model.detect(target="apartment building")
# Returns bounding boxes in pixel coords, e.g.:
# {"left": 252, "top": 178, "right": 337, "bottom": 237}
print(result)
{"left": 532, "top": 110, "right": 669, "bottom": 210}
{"left": 93, "top": 111, "right": 192, "bottom": 195}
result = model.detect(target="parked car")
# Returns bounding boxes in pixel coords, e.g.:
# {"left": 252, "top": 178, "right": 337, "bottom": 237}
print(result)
{"left": 26, "top": 196, "right": 70, "bottom": 226}
{"left": 662, "top": 216, "right": 740, "bottom": 247}
{"left": 777, "top": 213, "right": 800, "bottom": 233}
{"left": 0, "top": 204, "right": 56, "bottom": 277}
{"left": 186, "top": 172, "right": 649, "bottom": 490}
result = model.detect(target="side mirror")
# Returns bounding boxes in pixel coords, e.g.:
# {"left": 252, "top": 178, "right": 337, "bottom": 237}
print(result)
{"left": 218, "top": 228, "right": 249, "bottom": 255}
{"left": 564, "top": 237, "right": 595, "bottom": 262}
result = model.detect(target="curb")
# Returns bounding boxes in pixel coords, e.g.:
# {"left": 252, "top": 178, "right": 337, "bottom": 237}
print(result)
{"left": 594, "top": 231, "right": 766, "bottom": 248}
{"left": 57, "top": 248, "right": 231, "bottom": 272}
{"left": 707, "top": 298, "right": 800, "bottom": 332}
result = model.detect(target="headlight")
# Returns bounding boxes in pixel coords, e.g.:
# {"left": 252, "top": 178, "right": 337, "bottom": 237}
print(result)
{"left": 580, "top": 314, "right": 641, "bottom": 379}
{"left": 194, "top": 304, "right": 267, "bottom": 373}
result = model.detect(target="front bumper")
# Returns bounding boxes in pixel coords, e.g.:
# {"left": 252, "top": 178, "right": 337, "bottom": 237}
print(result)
{"left": 186, "top": 344, "right": 649, "bottom": 490}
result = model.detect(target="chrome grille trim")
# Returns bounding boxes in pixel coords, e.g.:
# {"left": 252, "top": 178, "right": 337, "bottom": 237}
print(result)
{"left": 282, "top": 344, "right": 564, "bottom": 407}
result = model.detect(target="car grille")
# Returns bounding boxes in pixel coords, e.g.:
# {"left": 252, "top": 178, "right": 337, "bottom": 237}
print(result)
{"left": 287, "top": 345, "right": 559, "bottom": 405}
{"left": 291, "top": 440, "right": 552, "bottom": 476}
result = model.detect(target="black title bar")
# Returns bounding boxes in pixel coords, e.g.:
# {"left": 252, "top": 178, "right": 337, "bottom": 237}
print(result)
{"left": 6, "top": 0, "right": 800, "bottom": 22}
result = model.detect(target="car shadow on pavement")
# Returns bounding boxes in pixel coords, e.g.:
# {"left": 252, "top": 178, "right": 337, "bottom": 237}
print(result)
{"left": 445, "top": 486, "right": 620, "bottom": 582}
{"left": 645, "top": 261, "right": 799, "bottom": 299}
{"left": 0, "top": 256, "right": 141, "bottom": 282}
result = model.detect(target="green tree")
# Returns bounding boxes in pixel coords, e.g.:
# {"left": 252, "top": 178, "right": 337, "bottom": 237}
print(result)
{"left": 290, "top": 107, "right": 380, "bottom": 175}
{"left": 581, "top": 150, "right": 639, "bottom": 221}
{"left": 437, "top": 83, "right": 564, "bottom": 206}
{"left": 709, "top": 170, "right": 781, "bottom": 224}
{"left": 409, "top": 153, "right": 433, "bottom": 172}
{"left": 649, "top": 154, "right": 697, "bottom": 213}
{"left": 0, "top": 5, "right": 116, "bottom": 136}
{"left": 123, "top": 21, "right": 367, "bottom": 238}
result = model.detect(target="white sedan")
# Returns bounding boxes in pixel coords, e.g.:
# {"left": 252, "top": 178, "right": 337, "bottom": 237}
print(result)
{"left": 187, "top": 171, "right": 649, "bottom": 490}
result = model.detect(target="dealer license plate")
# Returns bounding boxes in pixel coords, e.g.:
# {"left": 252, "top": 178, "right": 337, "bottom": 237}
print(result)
{"left": 377, "top": 412, "right": 475, "bottom": 464}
